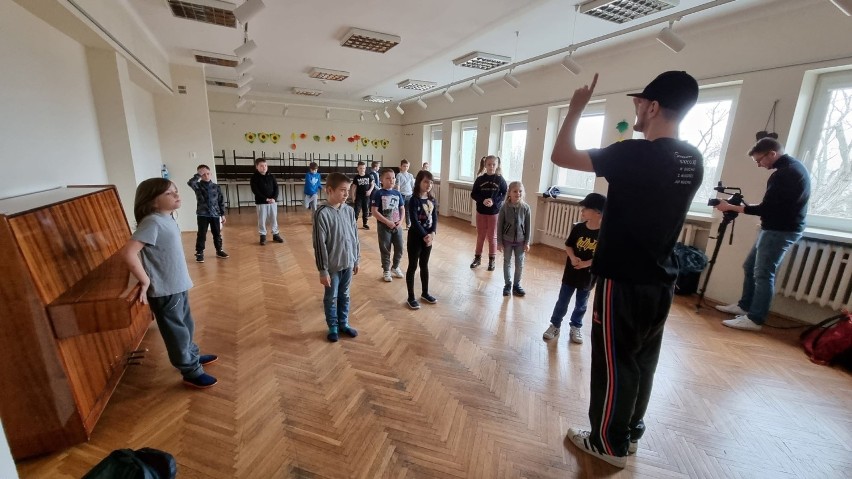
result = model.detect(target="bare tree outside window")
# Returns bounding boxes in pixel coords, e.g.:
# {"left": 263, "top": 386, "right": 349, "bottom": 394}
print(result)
{"left": 801, "top": 87, "right": 852, "bottom": 221}
{"left": 679, "top": 100, "right": 733, "bottom": 208}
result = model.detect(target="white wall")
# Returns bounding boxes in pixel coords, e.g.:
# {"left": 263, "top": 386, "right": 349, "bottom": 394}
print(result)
{"left": 398, "top": 0, "right": 852, "bottom": 322}
{"left": 0, "top": 0, "right": 107, "bottom": 199}
{"left": 154, "top": 64, "right": 217, "bottom": 231}
{"left": 0, "top": 421, "right": 17, "bottom": 479}
{"left": 130, "top": 81, "right": 164, "bottom": 184}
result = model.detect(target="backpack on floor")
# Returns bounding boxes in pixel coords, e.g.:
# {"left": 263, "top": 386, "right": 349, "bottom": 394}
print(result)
{"left": 800, "top": 311, "right": 852, "bottom": 366}
{"left": 83, "top": 448, "right": 177, "bottom": 479}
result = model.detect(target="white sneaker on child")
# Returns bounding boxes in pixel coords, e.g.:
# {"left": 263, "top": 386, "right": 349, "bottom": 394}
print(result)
{"left": 383, "top": 271, "right": 392, "bottom": 282}
{"left": 569, "top": 326, "right": 584, "bottom": 344}
{"left": 391, "top": 267, "right": 404, "bottom": 278}
{"left": 543, "top": 324, "right": 560, "bottom": 340}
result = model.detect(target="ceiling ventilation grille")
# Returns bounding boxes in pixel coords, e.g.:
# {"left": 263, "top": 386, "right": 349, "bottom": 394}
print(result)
{"left": 167, "top": 0, "right": 237, "bottom": 28}
{"left": 341, "top": 28, "right": 401, "bottom": 53}
{"left": 363, "top": 95, "right": 393, "bottom": 103}
{"left": 206, "top": 78, "right": 238, "bottom": 88}
{"left": 193, "top": 50, "right": 239, "bottom": 67}
{"left": 452, "top": 52, "right": 512, "bottom": 70}
{"left": 578, "top": 0, "right": 679, "bottom": 24}
{"left": 292, "top": 88, "right": 324, "bottom": 96}
{"left": 308, "top": 68, "right": 350, "bottom": 81}
{"left": 397, "top": 79, "right": 437, "bottom": 91}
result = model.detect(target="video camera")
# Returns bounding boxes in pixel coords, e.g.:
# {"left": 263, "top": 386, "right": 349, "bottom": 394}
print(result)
{"left": 707, "top": 181, "right": 745, "bottom": 223}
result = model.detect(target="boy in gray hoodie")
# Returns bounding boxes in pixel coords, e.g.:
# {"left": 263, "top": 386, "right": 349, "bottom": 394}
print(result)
{"left": 312, "top": 172, "right": 361, "bottom": 342}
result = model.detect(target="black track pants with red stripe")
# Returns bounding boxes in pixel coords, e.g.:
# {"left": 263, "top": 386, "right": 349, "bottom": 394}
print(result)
{"left": 587, "top": 277, "right": 673, "bottom": 457}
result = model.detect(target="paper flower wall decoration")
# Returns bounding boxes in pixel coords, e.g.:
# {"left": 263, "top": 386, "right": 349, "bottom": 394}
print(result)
{"left": 313, "top": 135, "right": 321, "bottom": 142}
{"left": 300, "top": 133, "right": 307, "bottom": 139}
{"left": 290, "top": 143, "right": 297, "bottom": 150}
{"left": 258, "top": 132, "right": 269, "bottom": 143}
{"left": 381, "top": 139, "right": 389, "bottom": 149}
{"left": 270, "top": 133, "right": 281, "bottom": 144}
{"left": 245, "top": 132, "right": 256, "bottom": 143}
{"left": 361, "top": 138, "right": 370, "bottom": 147}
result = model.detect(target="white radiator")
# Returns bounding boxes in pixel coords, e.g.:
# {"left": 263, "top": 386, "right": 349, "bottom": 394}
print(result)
{"left": 777, "top": 240, "right": 852, "bottom": 311}
{"left": 451, "top": 187, "right": 473, "bottom": 216}
{"left": 543, "top": 201, "right": 703, "bottom": 247}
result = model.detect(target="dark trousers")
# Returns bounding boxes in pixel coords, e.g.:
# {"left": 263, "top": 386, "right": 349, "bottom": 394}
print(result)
{"left": 588, "top": 277, "right": 673, "bottom": 457}
{"left": 148, "top": 291, "right": 203, "bottom": 379}
{"left": 406, "top": 231, "right": 432, "bottom": 300}
{"left": 195, "top": 216, "right": 222, "bottom": 253}
{"left": 353, "top": 195, "right": 370, "bottom": 226}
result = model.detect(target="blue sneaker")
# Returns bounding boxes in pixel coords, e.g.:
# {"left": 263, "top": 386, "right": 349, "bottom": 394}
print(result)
{"left": 199, "top": 354, "right": 218, "bottom": 366}
{"left": 183, "top": 373, "right": 217, "bottom": 389}
{"left": 340, "top": 324, "right": 358, "bottom": 338}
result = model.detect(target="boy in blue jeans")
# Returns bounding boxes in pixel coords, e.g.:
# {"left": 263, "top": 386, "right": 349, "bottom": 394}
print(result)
{"left": 313, "top": 172, "right": 360, "bottom": 342}
{"left": 543, "top": 192, "right": 605, "bottom": 344}
{"left": 371, "top": 168, "right": 406, "bottom": 283}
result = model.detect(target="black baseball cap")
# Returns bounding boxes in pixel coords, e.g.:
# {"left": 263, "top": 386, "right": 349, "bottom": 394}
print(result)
{"left": 627, "top": 71, "right": 699, "bottom": 113}
{"left": 579, "top": 192, "right": 606, "bottom": 212}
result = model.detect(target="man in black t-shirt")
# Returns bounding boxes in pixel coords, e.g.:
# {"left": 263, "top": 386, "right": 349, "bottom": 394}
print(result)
{"left": 551, "top": 71, "right": 703, "bottom": 468}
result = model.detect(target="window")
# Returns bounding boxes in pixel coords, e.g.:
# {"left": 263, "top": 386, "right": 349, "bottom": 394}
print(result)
{"left": 677, "top": 85, "right": 740, "bottom": 212}
{"left": 457, "top": 120, "right": 478, "bottom": 181}
{"left": 797, "top": 70, "right": 852, "bottom": 231}
{"left": 428, "top": 124, "right": 442, "bottom": 179}
{"left": 497, "top": 113, "right": 528, "bottom": 182}
{"left": 552, "top": 104, "right": 605, "bottom": 195}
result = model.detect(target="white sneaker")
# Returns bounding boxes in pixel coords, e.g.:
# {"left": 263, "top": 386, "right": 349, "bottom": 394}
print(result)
{"left": 383, "top": 271, "right": 392, "bottom": 282}
{"left": 543, "top": 324, "right": 560, "bottom": 340}
{"left": 391, "top": 267, "right": 404, "bottom": 278}
{"left": 569, "top": 326, "right": 584, "bottom": 344}
{"left": 567, "top": 428, "right": 627, "bottom": 468}
{"left": 722, "top": 314, "right": 762, "bottom": 331}
{"left": 715, "top": 303, "right": 747, "bottom": 315}
{"left": 627, "top": 439, "right": 638, "bottom": 455}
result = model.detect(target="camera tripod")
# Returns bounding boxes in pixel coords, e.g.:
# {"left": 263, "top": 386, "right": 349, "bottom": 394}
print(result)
{"left": 695, "top": 210, "right": 738, "bottom": 311}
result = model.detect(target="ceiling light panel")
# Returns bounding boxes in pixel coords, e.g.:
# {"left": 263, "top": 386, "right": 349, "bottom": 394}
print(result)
{"left": 308, "top": 68, "right": 350, "bottom": 81}
{"left": 193, "top": 50, "right": 239, "bottom": 67}
{"left": 579, "top": 0, "right": 679, "bottom": 24}
{"left": 453, "top": 51, "right": 512, "bottom": 70}
{"left": 363, "top": 95, "right": 393, "bottom": 103}
{"left": 167, "top": 0, "right": 237, "bottom": 27}
{"left": 397, "top": 79, "right": 438, "bottom": 91}
{"left": 292, "top": 87, "right": 323, "bottom": 96}
{"left": 341, "top": 28, "right": 401, "bottom": 53}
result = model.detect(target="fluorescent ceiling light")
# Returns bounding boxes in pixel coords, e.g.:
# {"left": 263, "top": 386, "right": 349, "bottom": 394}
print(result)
{"left": 397, "top": 79, "right": 437, "bottom": 91}
{"left": 374, "top": 111, "right": 381, "bottom": 121}
{"left": 383, "top": 108, "right": 391, "bottom": 119}
{"left": 193, "top": 50, "right": 239, "bottom": 67}
{"left": 363, "top": 95, "right": 392, "bottom": 103}
{"left": 235, "top": 58, "right": 255, "bottom": 75}
{"left": 236, "top": 84, "right": 251, "bottom": 97}
{"left": 469, "top": 81, "right": 485, "bottom": 96}
{"left": 309, "top": 68, "right": 350, "bottom": 81}
{"left": 417, "top": 97, "right": 427, "bottom": 109}
{"left": 282, "top": 106, "right": 288, "bottom": 117}
{"left": 453, "top": 51, "right": 512, "bottom": 70}
{"left": 360, "top": 112, "right": 365, "bottom": 122}
{"left": 503, "top": 71, "right": 520, "bottom": 88}
{"left": 442, "top": 89, "right": 454, "bottom": 103}
{"left": 234, "top": 40, "right": 257, "bottom": 58}
{"left": 562, "top": 54, "right": 582, "bottom": 75}
{"left": 395, "top": 104, "right": 405, "bottom": 115}
{"left": 292, "top": 87, "right": 323, "bottom": 96}
{"left": 829, "top": 0, "right": 851, "bottom": 15}
{"left": 236, "top": 75, "right": 253, "bottom": 88}
{"left": 657, "top": 21, "right": 685, "bottom": 52}
{"left": 579, "top": 0, "right": 679, "bottom": 24}
{"left": 233, "top": 0, "right": 265, "bottom": 24}
{"left": 325, "top": 109, "right": 331, "bottom": 119}
{"left": 341, "top": 27, "right": 401, "bottom": 53}
{"left": 236, "top": 98, "right": 247, "bottom": 108}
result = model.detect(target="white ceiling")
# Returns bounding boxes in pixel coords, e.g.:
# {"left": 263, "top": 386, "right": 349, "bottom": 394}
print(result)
{"left": 127, "top": 0, "right": 766, "bottom": 108}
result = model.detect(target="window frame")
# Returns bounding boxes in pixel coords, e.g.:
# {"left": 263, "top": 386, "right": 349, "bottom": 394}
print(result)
{"left": 550, "top": 103, "right": 606, "bottom": 196}
{"left": 426, "top": 123, "right": 442, "bottom": 180}
{"left": 456, "top": 119, "right": 479, "bottom": 182}
{"left": 795, "top": 69, "right": 852, "bottom": 232}
{"left": 496, "top": 112, "right": 529, "bottom": 182}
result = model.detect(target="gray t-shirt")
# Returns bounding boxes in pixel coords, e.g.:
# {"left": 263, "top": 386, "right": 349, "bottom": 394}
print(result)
{"left": 131, "top": 212, "right": 193, "bottom": 297}
{"left": 395, "top": 171, "right": 415, "bottom": 196}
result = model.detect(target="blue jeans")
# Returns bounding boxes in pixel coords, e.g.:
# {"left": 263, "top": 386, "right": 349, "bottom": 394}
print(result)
{"left": 550, "top": 283, "right": 592, "bottom": 328}
{"left": 502, "top": 242, "right": 526, "bottom": 286}
{"left": 323, "top": 268, "right": 352, "bottom": 329}
{"left": 737, "top": 229, "right": 801, "bottom": 324}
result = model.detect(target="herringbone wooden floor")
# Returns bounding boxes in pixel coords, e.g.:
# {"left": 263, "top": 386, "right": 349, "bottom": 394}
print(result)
{"left": 17, "top": 209, "right": 852, "bottom": 478}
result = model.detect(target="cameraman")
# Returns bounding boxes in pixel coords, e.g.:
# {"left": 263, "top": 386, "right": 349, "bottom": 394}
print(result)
{"left": 714, "top": 138, "right": 810, "bottom": 331}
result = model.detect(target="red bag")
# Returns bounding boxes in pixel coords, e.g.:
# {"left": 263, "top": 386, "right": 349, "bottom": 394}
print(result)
{"left": 800, "top": 311, "right": 852, "bottom": 366}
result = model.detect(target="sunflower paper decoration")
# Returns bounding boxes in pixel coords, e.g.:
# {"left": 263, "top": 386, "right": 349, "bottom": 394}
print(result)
{"left": 361, "top": 138, "right": 370, "bottom": 147}
{"left": 270, "top": 133, "right": 281, "bottom": 144}
{"left": 258, "top": 132, "right": 269, "bottom": 143}
{"left": 313, "top": 135, "right": 321, "bottom": 142}
{"left": 372, "top": 139, "right": 381, "bottom": 148}
{"left": 381, "top": 139, "right": 389, "bottom": 149}
{"left": 245, "top": 132, "right": 256, "bottom": 143}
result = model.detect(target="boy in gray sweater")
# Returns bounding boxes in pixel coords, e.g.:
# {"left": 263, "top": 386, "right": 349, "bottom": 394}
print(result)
{"left": 312, "top": 172, "right": 360, "bottom": 342}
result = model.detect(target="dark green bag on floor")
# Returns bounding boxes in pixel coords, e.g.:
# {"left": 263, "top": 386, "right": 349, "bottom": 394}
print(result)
{"left": 82, "top": 448, "right": 176, "bottom": 479}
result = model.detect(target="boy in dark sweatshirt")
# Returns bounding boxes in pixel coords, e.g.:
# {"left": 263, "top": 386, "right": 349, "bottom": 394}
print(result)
{"left": 250, "top": 157, "right": 284, "bottom": 245}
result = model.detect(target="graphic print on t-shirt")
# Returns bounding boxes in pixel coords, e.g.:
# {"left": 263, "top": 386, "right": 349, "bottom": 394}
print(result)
{"left": 674, "top": 151, "right": 700, "bottom": 186}
{"left": 381, "top": 194, "right": 401, "bottom": 223}
{"left": 418, "top": 200, "right": 434, "bottom": 229}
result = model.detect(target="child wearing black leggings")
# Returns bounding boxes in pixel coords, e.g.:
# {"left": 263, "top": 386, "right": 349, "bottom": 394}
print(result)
{"left": 405, "top": 170, "right": 438, "bottom": 309}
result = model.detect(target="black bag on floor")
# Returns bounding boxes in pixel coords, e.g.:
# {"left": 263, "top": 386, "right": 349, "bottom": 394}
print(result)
{"left": 673, "top": 243, "right": 708, "bottom": 295}
{"left": 83, "top": 448, "right": 176, "bottom": 479}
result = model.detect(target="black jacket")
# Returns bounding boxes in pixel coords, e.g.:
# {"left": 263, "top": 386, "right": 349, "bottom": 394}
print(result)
{"left": 250, "top": 172, "right": 279, "bottom": 205}
{"left": 743, "top": 154, "right": 810, "bottom": 232}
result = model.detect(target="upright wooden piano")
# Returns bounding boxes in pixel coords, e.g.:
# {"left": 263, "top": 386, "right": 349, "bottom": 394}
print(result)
{"left": 0, "top": 186, "right": 152, "bottom": 459}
